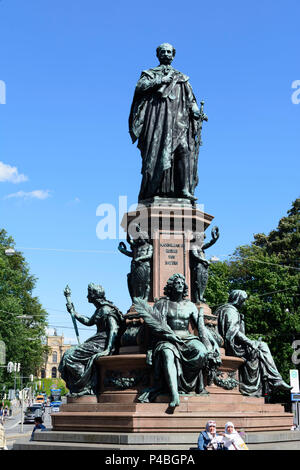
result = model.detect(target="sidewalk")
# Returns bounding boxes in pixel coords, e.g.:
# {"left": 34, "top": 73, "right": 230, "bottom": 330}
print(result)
{"left": 2, "top": 404, "right": 32, "bottom": 446}
{"left": 6, "top": 431, "right": 31, "bottom": 441}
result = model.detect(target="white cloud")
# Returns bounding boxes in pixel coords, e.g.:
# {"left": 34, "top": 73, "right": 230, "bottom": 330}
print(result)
{"left": 0, "top": 161, "right": 28, "bottom": 183}
{"left": 4, "top": 189, "right": 51, "bottom": 200}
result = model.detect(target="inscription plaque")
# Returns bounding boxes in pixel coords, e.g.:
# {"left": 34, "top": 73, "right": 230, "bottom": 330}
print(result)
{"left": 153, "top": 231, "right": 190, "bottom": 299}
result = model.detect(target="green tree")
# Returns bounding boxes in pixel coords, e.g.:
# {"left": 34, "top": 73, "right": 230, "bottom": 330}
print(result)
{"left": 205, "top": 260, "right": 231, "bottom": 308}
{"left": 36, "top": 378, "right": 68, "bottom": 397}
{"left": 254, "top": 198, "right": 300, "bottom": 268}
{"left": 0, "top": 229, "right": 49, "bottom": 391}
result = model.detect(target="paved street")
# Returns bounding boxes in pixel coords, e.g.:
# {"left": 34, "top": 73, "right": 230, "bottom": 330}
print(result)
{"left": 2, "top": 404, "right": 53, "bottom": 450}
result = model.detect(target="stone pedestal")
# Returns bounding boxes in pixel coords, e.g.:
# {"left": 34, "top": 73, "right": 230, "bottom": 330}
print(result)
{"left": 96, "top": 353, "right": 242, "bottom": 403}
{"left": 50, "top": 199, "right": 293, "bottom": 435}
{"left": 120, "top": 198, "right": 214, "bottom": 301}
{"left": 119, "top": 198, "right": 220, "bottom": 355}
{"left": 51, "top": 354, "right": 293, "bottom": 433}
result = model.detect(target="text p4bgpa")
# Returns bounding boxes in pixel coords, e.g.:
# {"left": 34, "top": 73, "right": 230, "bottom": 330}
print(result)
{"left": 105, "top": 454, "right": 196, "bottom": 466}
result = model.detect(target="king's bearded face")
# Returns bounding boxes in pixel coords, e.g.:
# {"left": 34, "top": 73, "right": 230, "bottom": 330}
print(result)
{"left": 157, "top": 44, "right": 174, "bottom": 65}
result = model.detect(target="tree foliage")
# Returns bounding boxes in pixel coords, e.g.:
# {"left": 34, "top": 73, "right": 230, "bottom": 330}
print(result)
{"left": 36, "top": 378, "right": 68, "bottom": 397}
{"left": 206, "top": 199, "right": 300, "bottom": 396}
{"left": 0, "top": 229, "right": 49, "bottom": 392}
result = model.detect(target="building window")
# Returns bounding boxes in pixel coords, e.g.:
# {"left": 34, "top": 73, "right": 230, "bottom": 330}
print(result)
{"left": 41, "top": 369, "right": 46, "bottom": 379}
{"left": 51, "top": 367, "right": 57, "bottom": 378}
{"left": 52, "top": 351, "right": 58, "bottom": 363}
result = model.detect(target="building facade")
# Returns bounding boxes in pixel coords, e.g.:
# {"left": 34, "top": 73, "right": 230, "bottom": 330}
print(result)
{"left": 40, "top": 331, "right": 72, "bottom": 379}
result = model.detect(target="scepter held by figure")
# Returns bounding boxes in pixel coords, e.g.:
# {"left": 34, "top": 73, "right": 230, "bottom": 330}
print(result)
{"left": 63, "top": 285, "right": 80, "bottom": 344}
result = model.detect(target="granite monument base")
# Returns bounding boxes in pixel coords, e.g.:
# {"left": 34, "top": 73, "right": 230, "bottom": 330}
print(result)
{"left": 51, "top": 353, "right": 293, "bottom": 434}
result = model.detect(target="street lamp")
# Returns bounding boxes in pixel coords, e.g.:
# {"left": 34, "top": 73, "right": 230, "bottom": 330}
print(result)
{"left": 7, "top": 361, "right": 14, "bottom": 373}
{"left": 0, "top": 340, "right": 6, "bottom": 365}
{"left": 5, "top": 362, "right": 20, "bottom": 399}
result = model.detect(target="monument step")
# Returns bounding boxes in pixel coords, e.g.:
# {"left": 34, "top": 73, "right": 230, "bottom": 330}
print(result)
{"left": 35, "top": 430, "right": 199, "bottom": 444}
{"left": 52, "top": 410, "right": 293, "bottom": 433}
{"left": 11, "top": 440, "right": 197, "bottom": 451}
{"left": 12, "top": 430, "right": 300, "bottom": 451}
{"left": 34, "top": 429, "right": 300, "bottom": 445}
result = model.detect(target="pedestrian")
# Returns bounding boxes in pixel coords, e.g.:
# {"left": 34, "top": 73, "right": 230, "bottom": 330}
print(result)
{"left": 30, "top": 416, "right": 46, "bottom": 441}
{"left": 197, "top": 420, "right": 224, "bottom": 450}
{"left": 221, "top": 422, "right": 248, "bottom": 450}
{"left": 3, "top": 406, "right": 8, "bottom": 420}
{"left": 0, "top": 423, "right": 8, "bottom": 450}
{"left": 0, "top": 407, "right": 3, "bottom": 425}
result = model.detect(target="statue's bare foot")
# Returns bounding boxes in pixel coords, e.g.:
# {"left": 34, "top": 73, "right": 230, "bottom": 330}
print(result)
{"left": 273, "top": 380, "right": 293, "bottom": 391}
{"left": 169, "top": 394, "right": 180, "bottom": 408}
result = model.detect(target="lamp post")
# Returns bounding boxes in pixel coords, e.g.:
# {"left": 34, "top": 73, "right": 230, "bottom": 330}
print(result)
{"left": 19, "top": 376, "right": 34, "bottom": 433}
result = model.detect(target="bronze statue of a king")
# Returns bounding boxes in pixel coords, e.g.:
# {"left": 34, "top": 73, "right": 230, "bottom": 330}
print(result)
{"left": 129, "top": 43, "right": 207, "bottom": 202}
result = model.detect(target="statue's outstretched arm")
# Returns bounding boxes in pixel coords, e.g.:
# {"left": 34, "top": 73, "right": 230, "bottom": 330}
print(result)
{"left": 73, "top": 311, "right": 94, "bottom": 327}
{"left": 203, "top": 226, "right": 220, "bottom": 251}
{"left": 118, "top": 241, "right": 133, "bottom": 258}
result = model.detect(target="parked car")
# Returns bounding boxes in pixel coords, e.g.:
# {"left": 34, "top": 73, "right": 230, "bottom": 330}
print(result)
{"left": 23, "top": 404, "right": 44, "bottom": 424}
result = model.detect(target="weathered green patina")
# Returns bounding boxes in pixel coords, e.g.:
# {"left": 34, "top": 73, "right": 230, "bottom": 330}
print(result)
{"left": 216, "top": 290, "right": 292, "bottom": 396}
{"left": 118, "top": 225, "right": 153, "bottom": 301}
{"left": 58, "top": 283, "right": 125, "bottom": 397}
{"left": 104, "top": 369, "right": 150, "bottom": 390}
{"left": 133, "top": 274, "right": 221, "bottom": 407}
{"left": 129, "top": 43, "right": 207, "bottom": 201}
{"left": 190, "top": 226, "right": 219, "bottom": 303}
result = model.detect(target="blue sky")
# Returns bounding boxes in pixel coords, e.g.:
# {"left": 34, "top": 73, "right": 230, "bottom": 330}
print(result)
{"left": 0, "top": 0, "right": 299, "bottom": 343}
